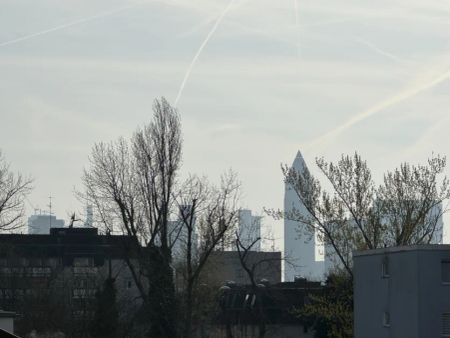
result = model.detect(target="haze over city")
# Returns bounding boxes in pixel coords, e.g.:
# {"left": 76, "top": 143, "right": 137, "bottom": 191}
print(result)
{"left": 1, "top": 0, "right": 450, "bottom": 244}
{"left": 2, "top": 1, "right": 450, "bottom": 338}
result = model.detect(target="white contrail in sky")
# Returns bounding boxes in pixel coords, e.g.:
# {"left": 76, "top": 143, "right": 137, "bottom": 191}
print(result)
{"left": 293, "top": 0, "right": 301, "bottom": 57}
{"left": 354, "top": 37, "right": 404, "bottom": 64}
{"left": 174, "top": 0, "right": 236, "bottom": 106}
{"left": 178, "top": 0, "right": 250, "bottom": 38}
{"left": 304, "top": 66, "right": 450, "bottom": 150}
{"left": 0, "top": 1, "right": 148, "bottom": 48}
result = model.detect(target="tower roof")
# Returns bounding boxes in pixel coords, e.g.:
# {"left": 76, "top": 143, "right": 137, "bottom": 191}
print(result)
{"left": 292, "top": 150, "right": 307, "bottom": 171}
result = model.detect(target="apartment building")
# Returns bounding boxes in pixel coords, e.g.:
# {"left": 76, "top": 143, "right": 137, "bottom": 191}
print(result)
{"left": 354, "top": 245, "right": 450, "bottom": 338}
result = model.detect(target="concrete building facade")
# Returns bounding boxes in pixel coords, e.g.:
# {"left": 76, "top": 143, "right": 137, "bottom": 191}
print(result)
{"left": 0, "top": 310, "right": 15, "bottom": 335}
{"left": 213, "top": 279, "right": 322, "bottom": 338}
{"left": 0, "top": 227, "right": 141, "bottom": 337}
{"left": 203, "top": 251, "right": 282, "bottom": 286}
{"left": 354, "top": 245, "right": 450, "bottom": 338}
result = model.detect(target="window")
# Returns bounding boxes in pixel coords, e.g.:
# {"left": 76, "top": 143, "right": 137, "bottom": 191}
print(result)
{"left": 26, "top": 267, "right": 51, "bottom": 277}
{"left": 126, "top": 280, "right": 132, "bottom": 289}
{"left": 382, "top": 311, "right": 390, "bottom": 327}
{"left": 73, "top": 266, "right": 97, "bottom": 275}
{"left": 73, "top": 257, "right": 94, "bottom": 267}
{"left": 73, "top": 288, "right": 96, "bottom": 299}
{"left": 442, "top": 313, "right": 450, "bottom": 336}
{"left": 442, "top": 261, "right": 450, "bottom": 283}
{"left": 382, "top": 256, "right": 390, "bottom": 278}
{"left": 29, "top": 258, "right": 42, "bottom": 267}
{"left": 45, "top": 258, "right": 60, "bottom": 267}
{"left": 20, "top": 258, "right": 30, "bottom": 266}
{"left": 74, "top": 279, "right": 87, "bottom": 288}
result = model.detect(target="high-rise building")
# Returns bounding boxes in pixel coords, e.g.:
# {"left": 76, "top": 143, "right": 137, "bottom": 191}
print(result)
{"left": 170, "top": 204, "right": 198, "bottom": 262}
{"left": 28, "top": 213, "right": 65, "bottom": 234}
{"left": 238, "top": 209, "right": 261, "bottom": 251}
{"left": 84, "top": 205, "right": 94, "bottom": 227}
{"left": 284, "top": 151, "right": 324, "bottom": 281}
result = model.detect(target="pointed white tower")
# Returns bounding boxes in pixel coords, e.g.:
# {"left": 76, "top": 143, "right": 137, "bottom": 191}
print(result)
{"left": 284, "top": 151, "right": 324, "bottom": 281}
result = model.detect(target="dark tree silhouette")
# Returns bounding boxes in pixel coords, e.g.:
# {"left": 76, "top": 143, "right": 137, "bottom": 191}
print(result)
{"left": 81, "top": 97, "right": 181, "bottom": 337}
{"left": 0, "top": 150, "right": 33, "bottom": 231}
{"left": 90, "top": 278, "right": 119, "bottom": 338}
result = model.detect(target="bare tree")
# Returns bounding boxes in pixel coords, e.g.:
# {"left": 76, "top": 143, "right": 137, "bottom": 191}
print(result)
{"left": 235, "top": 234, "right": 265, "bottom": 337}
{"left": 175, "top": 172, "right": 240, "bottom": 338}
{"left": 234, "top": 230, "right": 286, "bottom": 338}
{"left": 80, "top": 97, "right": 181, "bottom": 337}
{"left": 268, "top": 153, "right": 450, "bottom": 278}
{"left": 0, "top": 150, "right": 33, "bottom": 231}
{"left": 132, "top": 97, "right": 182, "bottom": 252}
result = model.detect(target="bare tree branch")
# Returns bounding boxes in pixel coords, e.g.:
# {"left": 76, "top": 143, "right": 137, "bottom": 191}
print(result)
{"left": 0, "top": 150, "right": 33, "bottom": 231}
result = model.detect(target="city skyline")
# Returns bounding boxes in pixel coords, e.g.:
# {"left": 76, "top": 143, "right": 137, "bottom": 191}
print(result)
{"left": 1, "top": 0, "right": 449, "bottom": 243}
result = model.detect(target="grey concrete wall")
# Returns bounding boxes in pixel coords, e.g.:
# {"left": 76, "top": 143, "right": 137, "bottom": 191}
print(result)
{"left": 387, "top": 251, "right": 419, "bottom": 338}
{"left": 0, "top": 317, "right": 14, "bottom": 334}
{"left": 354, "top": 250, "right": 419, "bottom": 338}
{"left": 203, "top": 251, "right": 281, "bottom": 285}
{"left": 417, "top": 249, "right": 450, "bottom": 338}
{"left": 355, "top": 246, "right": 450, "bottom": 338}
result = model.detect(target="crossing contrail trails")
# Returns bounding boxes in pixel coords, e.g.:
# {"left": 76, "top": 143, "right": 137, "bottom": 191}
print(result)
{"left": 354, "top": 37, "right": 404, "bottom": 64}
{"left": 304, "top": 66, "right": 450, "bottom": 150}
{"left": 174, "top": 0, "right": 236, "bottom": 106}
{"left": 178, "top": 0, "right": 249, "bottom": 39}
{"left": 0, "top": 1, "right": 149, "bottom": 48}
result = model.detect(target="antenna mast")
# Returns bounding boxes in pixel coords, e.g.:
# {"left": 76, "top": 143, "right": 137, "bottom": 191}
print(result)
{"left": 48, "top": 196, "right": 52, "bottom": 228}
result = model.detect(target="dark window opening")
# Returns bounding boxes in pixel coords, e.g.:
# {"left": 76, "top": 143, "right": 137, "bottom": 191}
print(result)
{"left": 382, "top": 256, "right": 390, "bottom": 278}
{"left": 442, "top": 261, "right": 450, "bottom": 283}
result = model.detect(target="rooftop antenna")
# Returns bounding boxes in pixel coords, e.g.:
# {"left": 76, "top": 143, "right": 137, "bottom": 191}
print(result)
{"left": 48, "top": 196, "right": 52, "bottom": 228}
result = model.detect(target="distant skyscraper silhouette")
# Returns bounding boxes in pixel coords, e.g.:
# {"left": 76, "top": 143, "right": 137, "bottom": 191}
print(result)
{"left": 84, "top": 205, "right": 94, "bottom": 227}
{"left": 28, "top": 213, "right": 64, "bottom": 234}
{"left": 238, "top": 209, "right": 261, "bottom": 251}
{"left": 284, "top": 151, "right": 324, "bottom": 281}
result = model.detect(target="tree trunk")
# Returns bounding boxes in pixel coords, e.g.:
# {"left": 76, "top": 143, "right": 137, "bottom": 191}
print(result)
{"left": 184, "top": 280, "right": 194, "bottom": 338}
{"left": 183, "top": 217, "right": 194, "bottom": 338}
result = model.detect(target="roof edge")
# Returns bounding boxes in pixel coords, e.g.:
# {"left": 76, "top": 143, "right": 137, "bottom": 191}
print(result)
{"left": 353, "top": 244, "right": 450, "bottom": 257}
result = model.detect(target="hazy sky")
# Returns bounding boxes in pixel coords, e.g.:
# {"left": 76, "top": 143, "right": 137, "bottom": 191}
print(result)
{"left": 1, "top": 0, "right": 449, "bottom": 244}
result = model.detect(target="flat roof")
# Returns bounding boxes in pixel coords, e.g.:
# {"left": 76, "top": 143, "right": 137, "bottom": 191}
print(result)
{"left": 0, "top": 310, "right": 16, "bottom": 318}
{"left": 353, "top": 244, "right": 450, "bottom": 257}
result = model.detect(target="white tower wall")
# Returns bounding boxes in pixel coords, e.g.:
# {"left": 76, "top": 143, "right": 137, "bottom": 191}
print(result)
{"left": 284, "top": 151, "right": 324, "bottom": 281}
